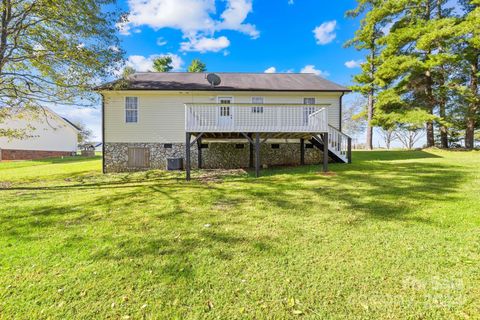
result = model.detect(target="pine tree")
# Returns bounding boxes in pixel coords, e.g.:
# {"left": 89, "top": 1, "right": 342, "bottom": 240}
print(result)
{"left": 375, "top": 0, "right": 456, "bottom": 147}
{"left": 345, "top": 0, "right": 387, "bottom": 150}
{"left": 456, "top": 0, "right": 480, "bottom": 149}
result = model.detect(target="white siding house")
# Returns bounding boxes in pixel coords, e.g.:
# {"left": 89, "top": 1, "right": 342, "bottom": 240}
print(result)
{"left": 0, "top": 108, "right": 79, "bottom": 160}
{"left": 98, "top": 72, "right": 351, "bottom": 177}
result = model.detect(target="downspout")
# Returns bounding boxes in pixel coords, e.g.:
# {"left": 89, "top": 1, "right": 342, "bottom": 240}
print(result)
{"left": 339, "top": 92, "right": 345, "bottom": 132}
{"left": 101, "top": 93, "right": 106, "bottom": 174}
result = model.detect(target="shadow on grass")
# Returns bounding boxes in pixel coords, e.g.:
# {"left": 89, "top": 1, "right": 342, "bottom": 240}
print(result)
{"left": 351, "top": 150, "right": 442, "bottom": 162}
{"left": 0, "top": 150, "right": 468, "bottom": 265}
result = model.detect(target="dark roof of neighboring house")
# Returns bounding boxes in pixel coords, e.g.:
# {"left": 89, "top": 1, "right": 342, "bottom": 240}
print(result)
{"left": 96, "top": 72, "right": 350, "bottom": 92}
{"left": 62, "top": 117, "right": 81, "bottom": 131}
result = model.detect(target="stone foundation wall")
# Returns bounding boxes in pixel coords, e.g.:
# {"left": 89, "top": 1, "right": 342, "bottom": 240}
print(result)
{"left": 104, "top": 142, "right": 323, "bottom": 172}
{"left": 104, "top": 143, "right": 198, "bottom": 172}
{"left": 0, "top": 149, "right": 73, "bottom": 161}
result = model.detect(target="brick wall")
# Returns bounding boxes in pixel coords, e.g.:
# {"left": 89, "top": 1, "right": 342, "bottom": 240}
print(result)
{"left": 0, "top": 149, "right": 73, "bottom": 160}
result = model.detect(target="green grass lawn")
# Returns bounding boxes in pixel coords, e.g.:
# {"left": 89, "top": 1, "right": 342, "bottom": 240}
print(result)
{"left": 0, "top": 150, "right": 479, "bottom": 319}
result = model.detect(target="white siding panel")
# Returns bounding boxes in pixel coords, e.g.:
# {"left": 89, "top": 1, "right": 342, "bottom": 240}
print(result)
{"left": 0, "top": 111, "right": 78, "bottom": 152}
{"left": 104, "top": 91, "right": 342, "bottom": 143}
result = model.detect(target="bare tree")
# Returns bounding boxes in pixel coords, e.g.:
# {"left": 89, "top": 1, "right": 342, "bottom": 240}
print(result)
{"left": 379, "top": 127, "right": 397, "bottom": 149}
{"left": 395, "top": 126, "right": 425, "bottom": 150}
{"left": 342, "top": 96, "right": 367, "bottom": 138}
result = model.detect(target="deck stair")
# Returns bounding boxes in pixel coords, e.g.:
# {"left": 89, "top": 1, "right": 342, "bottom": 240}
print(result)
{"left": 309, "top": 125, "right": 351, "bottom": 163}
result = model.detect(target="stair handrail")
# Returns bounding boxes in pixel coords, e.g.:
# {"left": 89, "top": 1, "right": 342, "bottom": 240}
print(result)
{"left": 327, "top": 124, "right": 352, "bottom": 164}
{"left": 308, "top": 107, "right": 328, "bottom": 132}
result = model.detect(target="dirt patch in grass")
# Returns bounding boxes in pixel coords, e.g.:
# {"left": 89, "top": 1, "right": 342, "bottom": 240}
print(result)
{"left": 318, "top": 171, "right": 337, "bottom": 176}
{"left": 196, "top": 169, "right": 247, "bottom": 183}
{"left": 0, "top": 181, "right": 12, "bottom": 189}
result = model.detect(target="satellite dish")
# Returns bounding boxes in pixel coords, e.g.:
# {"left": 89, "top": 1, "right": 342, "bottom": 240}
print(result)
{"left": 206, "top": 73, "right": 221, "bottom": 87}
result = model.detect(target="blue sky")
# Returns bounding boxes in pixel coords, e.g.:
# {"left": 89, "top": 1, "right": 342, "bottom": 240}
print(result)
{"left": 55, "top": 0, "right": 368, "bottom": 142}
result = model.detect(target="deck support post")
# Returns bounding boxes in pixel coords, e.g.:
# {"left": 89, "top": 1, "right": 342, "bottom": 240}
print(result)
{"left": 248, "top": 133, "right": 254, "bottom": 169}
{"left": 255, "top": 132, "right": 260, "bottom": 177}
{"left": 197, "top": 137, "right": 202, "bottom": 169}
{"left": 322, "top": 132, "right": 328, "bottom": 172}
{"left": 347, "top": 137, "right": 352, "bottom": 164}
{"left": 300, "top": 138, "right": 305, "bottom": 165}
{"left": 186, "top": 132, "right": 191, "bottom": 181}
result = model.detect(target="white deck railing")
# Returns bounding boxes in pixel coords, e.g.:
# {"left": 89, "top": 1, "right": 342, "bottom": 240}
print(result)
{"left": 185, "top": 103, "right": 329, "bottom": 133}
{"left": 328, "top": 125, "right": 351, "bottom": 163}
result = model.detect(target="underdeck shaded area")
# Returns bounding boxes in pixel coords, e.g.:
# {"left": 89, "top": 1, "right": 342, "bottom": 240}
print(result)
{"left": 184, "top": 103, "right": 352, "bottom": 180}
{"left": 185, "top": 131, "right": 332, "bottom": 181}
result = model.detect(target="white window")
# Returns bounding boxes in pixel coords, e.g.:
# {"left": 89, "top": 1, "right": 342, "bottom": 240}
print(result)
{"left": 251, "top": 96, "right": 264, "bottom": 113}
{"left": 125, "top": 97, "right": 138, "bottom": 123}
{"left": 303, "top": 98, "right": 316, "bottom": 125}
{"left": 218, "top": 96, "right": 233, "bottom": 104}
{"left": 303, "top": 97, "right": 316, "bottom": 105}
{"left": 220, "top": 106, "right": 230, "bottom": 116}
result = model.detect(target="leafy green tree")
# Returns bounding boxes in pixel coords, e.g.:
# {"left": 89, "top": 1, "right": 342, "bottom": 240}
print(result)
{"left": 122, "top": 66, "right": 136, "bottom": 78}
{"left": 0, "top": 0, "right": 123, "bottom": 138}
{"left": 188, "top": 59, "right": 207, "bottom": 72}
{"left": 153, "top": 56, "right": 173, "bottom": 72}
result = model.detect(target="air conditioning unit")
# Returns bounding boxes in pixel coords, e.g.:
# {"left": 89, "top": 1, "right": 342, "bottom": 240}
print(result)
{"left": 167, "top": 158, "right": 184, "bottom": 170}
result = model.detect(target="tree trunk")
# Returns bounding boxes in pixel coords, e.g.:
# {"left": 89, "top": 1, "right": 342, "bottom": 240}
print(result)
{"left": 366, "top": 37, "right": 376, "bottom": 151}
{"left": 438, "top": 68, "right": 448, "bottom": 148}
{"left": 465, "top": 53, "right": 479, "bottom": 149}
{"left": 0, "top": 0, "right": 12, "bottom": 74}
{"left": 439, "top": 98, "right": 448, "bottom": 148}
{"left": 366, "top": 90, "right": 374, "bottom": 150}
{"left": 424, "top": 1, "right": 435, "bottom": 148}
{"left": 436, "top": 0, "right": 448, "bottom": 148}
{"left": 425, "top": 69, "right": 435, "bottom": 147}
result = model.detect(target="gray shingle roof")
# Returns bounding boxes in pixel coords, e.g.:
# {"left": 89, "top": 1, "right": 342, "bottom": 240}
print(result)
{"left": 97, "top": 72, "right": 350, "bottom": 92}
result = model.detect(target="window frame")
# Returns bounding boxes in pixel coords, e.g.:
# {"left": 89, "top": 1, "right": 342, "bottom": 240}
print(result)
{"left": 251, "top": 96, "right": 264, "bottom": 114}
{"left": 303, "top": 97, "right": 316, "bottom": 105}
{"left": 125, "top": 96, "right": 139, "bottom": 124}
{"left": 217, "top": 96, "right": 234, "bottom": 104}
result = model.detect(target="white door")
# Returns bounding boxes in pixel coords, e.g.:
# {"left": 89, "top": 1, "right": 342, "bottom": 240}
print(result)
{"left": 303, "top": 98, "right": 316, "bottom": 125}
{"left": 218, "top": 97, "right": 233, "bottom": 127}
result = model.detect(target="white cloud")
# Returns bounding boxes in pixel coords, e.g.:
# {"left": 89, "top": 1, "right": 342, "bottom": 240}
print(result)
{"left": 345, "top": 60, "right": 362, "bottom": 68}
{"left": 288, "top": 0, "right": 294, "bottom": 4}
{"left": 264, "top": 67, "right": 276, "bottom": 73}
{"left": 156, "top": 37, "right": 168, "bottom": 46}
{"left": 300, "top": 65, "right": 329, "bottom": 78}
{"left": 108, "top": 45, "right": 120, "bottom": 52}
{"left": 121, "top": 0, "right": 216, "bottom": 35}
{"left": 119, "top": 0, "right": 259, "bottom": 51}
{"left": 313, "top": 20, "right": 337, "bottom": 45}
{"left": 180, "top": 36, "right": 230, "bottom": 53}
{"left": 217, "top": 0, "right": 259, "bottom": 39}
{"left": 125, "top": 53, "right": 184, "bottom": 72}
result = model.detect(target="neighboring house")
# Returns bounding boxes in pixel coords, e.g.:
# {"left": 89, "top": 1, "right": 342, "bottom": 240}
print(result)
{"left": 97, "top": 72, "right": 352, "bottom": 178}
{"left": 0, "top": 108, "right": 79, "bottom": 160}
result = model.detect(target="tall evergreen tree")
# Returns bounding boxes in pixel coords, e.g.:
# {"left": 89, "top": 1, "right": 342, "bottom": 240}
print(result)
{"left": 345, "top": 0, "right": 386, "bottom": 150}
{"left": 456, "top": 0, "right": 480, "bottom": 149}
{"left": 375, "top": 0, "right": 456, "bottom": 147}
